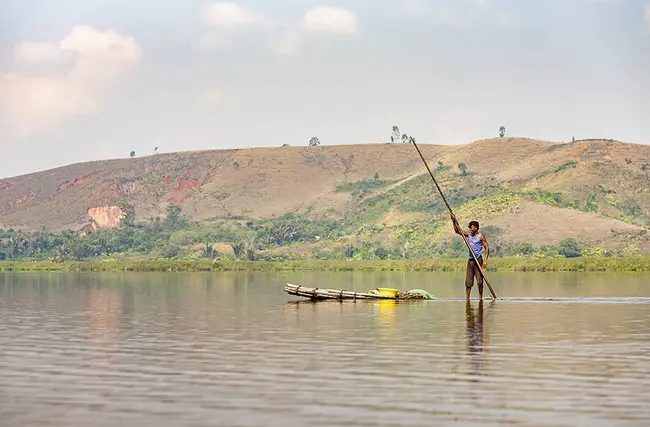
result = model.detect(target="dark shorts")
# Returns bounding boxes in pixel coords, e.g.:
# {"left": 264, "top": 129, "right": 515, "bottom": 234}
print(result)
{"left": 465, "top": 256, "right": 484, "bottom": 289}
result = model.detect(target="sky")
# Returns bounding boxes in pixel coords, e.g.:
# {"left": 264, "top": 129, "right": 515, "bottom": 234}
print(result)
{"left": 1, "top": 0, "right": 649, "bottom": 178}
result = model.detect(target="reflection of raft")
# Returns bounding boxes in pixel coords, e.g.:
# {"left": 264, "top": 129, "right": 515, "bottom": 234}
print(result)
{"left": 284, "top": 283, "right": 436, "bottom": 300}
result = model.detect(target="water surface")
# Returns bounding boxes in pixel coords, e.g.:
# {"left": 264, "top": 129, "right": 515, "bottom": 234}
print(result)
{"left": 1, "top": 271, "right": 649, "bottom": 426}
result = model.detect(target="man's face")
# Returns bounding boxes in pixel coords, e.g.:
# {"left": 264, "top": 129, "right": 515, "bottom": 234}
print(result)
{"left": 469, "top": 225, "right": 478, "bottom": 234}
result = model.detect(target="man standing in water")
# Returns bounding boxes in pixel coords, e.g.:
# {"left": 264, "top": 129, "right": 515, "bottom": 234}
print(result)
{"left": 451, "top": 214, "right": 489, "bottom": 300}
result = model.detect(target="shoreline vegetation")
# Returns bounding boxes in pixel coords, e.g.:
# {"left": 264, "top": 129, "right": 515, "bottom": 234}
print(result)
{"left": 1, "top": 256, "right": 649, "bottom": 273}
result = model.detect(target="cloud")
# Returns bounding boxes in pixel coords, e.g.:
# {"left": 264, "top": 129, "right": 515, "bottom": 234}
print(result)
{"left": 198, "top": 3, "right": 267, "bottom": 51}
{"left": 645, "top": 5, "right": 650, "bottom": 34}
{"left": 301, "top": 7, "right": 358, "bottom": 35}
{"left": 201, "top": 2, "right": 266, "bottom": 30}
{"left": 14, "top": 42, "right": 64, "bottom": 63}
{"left": 2, "top": 26, "right": 141, "bottom": 138}
{"left": 197, "top": 3, "right": 358, "bottom": 55}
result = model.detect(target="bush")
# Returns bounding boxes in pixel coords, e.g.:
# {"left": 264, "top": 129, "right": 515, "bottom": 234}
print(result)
{"left": 558, "top": 238, "right": 582, "bottom": 258}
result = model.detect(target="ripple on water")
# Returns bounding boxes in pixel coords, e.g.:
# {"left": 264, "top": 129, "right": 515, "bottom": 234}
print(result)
{"left": 1, "top": 272, "right": 650, "bottom": 426}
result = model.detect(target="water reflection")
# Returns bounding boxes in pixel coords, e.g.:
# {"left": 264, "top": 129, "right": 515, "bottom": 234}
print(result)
{"left": 466, "top": 300, "right": 491, "bottom": 378}
{"left": 1, "top": 271, "right": 650, "bottom": 427}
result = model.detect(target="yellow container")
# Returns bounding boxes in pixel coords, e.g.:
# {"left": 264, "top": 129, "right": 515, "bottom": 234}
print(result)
{"left": 376, "top": 288, "right": 400, "bottom": 298}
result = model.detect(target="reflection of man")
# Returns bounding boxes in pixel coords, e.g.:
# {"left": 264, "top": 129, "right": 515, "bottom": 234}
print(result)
{"left": 466, "top": 300, "right": 487, "bottom": 354}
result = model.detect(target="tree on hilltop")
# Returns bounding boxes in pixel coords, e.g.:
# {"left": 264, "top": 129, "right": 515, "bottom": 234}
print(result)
{"left": 499, "top": 126, "right": 506, "bottom": 138}
{"left": 391, "top": 126, "right": 401, "bottom": 143}
{"left": 309, "top": 137, "right": 321, "bottom": 146}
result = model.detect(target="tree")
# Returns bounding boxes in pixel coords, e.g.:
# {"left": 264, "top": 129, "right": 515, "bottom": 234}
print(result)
{"left": 345, "top": 245, "right": 356, "bottom": 261}
{"left": 203, "top": 243, "right": 214, "bottom": 259}
{"left": 163, "top": 205, "right": 188, "bottom": 230}
{"left": 391, "top": 126, "right": 401, "bottom": 144}
{"left": 437, "top": 161, "right": 445, "bottom": 171}
{"left": 120, "top": 203, "right": 136, "bottom": 227}
{"left": 154, "top": 146, "right": 159, "bottom": 154}
{"left": 458, "top": 162, "right": 468, "bottom": 176}
{"left": 309, "top": 137, "right": 321, "bottom": 146}
{"left": 558, "top": 238, "right": 582, "bottom": 258}
{"left": 401, "top": 134, "right": 408, "bottom": 143}
{"left": 374, "top": 247, "right": 389, "bottom": 260}
{"left": 499, "top": 126, "right": 506, "bottom": 138}
{"left": 231, "top": 242, "right": 245, "bottom": 260}
{"left": 130, "top": 151, "right": 136, "bottom": 158}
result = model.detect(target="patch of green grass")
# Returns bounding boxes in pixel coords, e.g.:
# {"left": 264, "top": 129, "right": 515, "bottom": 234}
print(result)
{"left": 3, "top": 256, "right": 650, "bottom": 272}
{"left": 335, "top": 179, "right": 396, "bottom": 198}
{"left": 554, "top": 161, "right": 577, "bottom": 173}
{"left": 515, "top": 189, "right": 580, "bottom": 209}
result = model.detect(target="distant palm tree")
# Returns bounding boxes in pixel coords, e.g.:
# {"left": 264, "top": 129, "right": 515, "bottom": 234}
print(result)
{"left": 130, "top": 151, "right": 135, "bottom": 158}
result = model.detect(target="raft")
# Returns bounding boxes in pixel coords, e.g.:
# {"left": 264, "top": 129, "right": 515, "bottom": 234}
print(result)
{"left": 284, "top": 283, "right": 436, "bottom": 301}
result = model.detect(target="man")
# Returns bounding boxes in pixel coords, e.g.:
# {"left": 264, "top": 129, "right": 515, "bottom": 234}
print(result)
{"left": 451, "top": 213, "right": 489, "bottom": 300}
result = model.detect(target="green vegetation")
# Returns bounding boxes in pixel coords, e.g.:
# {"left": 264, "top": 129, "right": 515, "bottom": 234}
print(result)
{"left": 554, "top": 161, "right": 577, "bottom": 173}
{"left": 514, "top": 189, "right": 580, "bottom": 209}
{"left": 2, "top": 256, "right": 650, "bottom": 272}
{"left": 335, "top": 178, "right": 395, "bottom": 198}
{"left": 0, "top": 197, "right": 643, "bottom": 265}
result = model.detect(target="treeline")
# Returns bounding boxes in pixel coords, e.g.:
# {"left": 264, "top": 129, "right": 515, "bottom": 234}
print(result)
{"left": 0, "top": 207, "right": 344, "bottom": 262}
{"left": 0, "top": 205, "right": 612, "bottom": 262}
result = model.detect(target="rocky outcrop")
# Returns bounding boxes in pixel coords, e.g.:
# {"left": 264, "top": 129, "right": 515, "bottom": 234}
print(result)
{"left": 77, "top": 206, "right": 126, "bottom": 237}
{"left": 88, "top": 206, "right": 125, "bottom": 228}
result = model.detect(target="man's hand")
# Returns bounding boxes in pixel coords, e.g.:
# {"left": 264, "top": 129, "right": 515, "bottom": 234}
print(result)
{"left": 482, "top": 261, "right": 487, "bottom": 269}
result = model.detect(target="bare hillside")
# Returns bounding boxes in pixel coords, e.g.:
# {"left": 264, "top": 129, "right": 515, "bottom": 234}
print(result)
{"left": 1, "top": 138, "right": 649, "bottom": 253}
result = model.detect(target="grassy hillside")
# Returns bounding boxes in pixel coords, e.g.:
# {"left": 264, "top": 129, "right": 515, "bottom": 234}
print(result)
{"left": 1, "top": 137, "right": 649, "bottom": 261}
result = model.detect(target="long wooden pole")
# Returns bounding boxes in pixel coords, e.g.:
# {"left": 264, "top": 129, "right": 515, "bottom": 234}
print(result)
{"left": 410, "top": 138, "right": 497, "bottom": 300}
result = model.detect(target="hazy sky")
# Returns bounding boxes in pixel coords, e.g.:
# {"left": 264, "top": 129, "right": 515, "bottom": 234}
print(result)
{"left": 1, "top": 0, "right": 649, "bottom": 178}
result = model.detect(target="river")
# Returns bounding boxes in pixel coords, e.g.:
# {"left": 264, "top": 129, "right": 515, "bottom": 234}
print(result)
{"left": 1, "top": 271, "right": 649, "bottom": 426}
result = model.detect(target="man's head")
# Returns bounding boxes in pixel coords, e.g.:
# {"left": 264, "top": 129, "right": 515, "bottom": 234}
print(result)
{"left": 468, "top": 221, "right": 479, "bottom": 234}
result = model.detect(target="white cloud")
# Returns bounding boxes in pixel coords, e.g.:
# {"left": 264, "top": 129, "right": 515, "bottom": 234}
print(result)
{"left": 301, "top": 7, "right": 358, "bottom": 35}
{"left": 201, "top": 2, "right": 266, "bottom": 30}
{"left": 197, "top": 4, "right": 358, "bottom": 55}
{"left": 645, "top": 5, "right": 650, "bottom": 34}
{"left": 14, "top": 42, "right": 63, "bottom": 63}
{"left": 2, "top": 26, "right": 141, "bottom": 138}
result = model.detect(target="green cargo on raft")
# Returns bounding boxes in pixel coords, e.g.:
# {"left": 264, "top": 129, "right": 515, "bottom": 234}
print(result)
{"left": 284, "top": 283, "right": 436, "bottom": 301}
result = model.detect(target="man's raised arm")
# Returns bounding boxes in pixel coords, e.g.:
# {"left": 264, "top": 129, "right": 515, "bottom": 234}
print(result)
{"left": 450, "top": 214, "right": 467, "bottom": 237}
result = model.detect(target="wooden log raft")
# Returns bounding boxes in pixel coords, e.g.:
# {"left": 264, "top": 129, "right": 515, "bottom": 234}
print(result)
{"left": 284, "top": 283, "right": 435, "bottom": 300}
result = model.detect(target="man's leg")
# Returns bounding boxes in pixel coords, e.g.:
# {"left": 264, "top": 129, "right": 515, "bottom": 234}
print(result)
{"left": 465, "top": 259, "right": 474, "bottom": 300}
{"left": 475, "top": 256, "right": 484, "bottom": 299}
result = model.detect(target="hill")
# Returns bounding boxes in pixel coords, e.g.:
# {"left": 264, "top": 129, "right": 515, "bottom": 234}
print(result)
{"left": 1, "top": 137, "right": 649, "bottom": 259}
